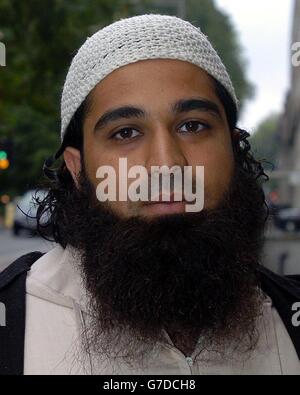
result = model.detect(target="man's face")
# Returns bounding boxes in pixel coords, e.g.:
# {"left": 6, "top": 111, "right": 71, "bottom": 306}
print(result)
{"left": 75, "top": 59, "right": 234, "bottom": 218}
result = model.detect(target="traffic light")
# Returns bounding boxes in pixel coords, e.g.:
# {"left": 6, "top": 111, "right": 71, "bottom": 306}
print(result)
{"left": 0, "top": 138, "right": 13, "bottom": 170}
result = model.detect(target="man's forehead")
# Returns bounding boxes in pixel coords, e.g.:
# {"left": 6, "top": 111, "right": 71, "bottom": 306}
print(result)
{"left": 91, "top": 59, "right": 215, "bottom": 91}
{"left": 87, "top": 59, "right": 221, "bottom": 115}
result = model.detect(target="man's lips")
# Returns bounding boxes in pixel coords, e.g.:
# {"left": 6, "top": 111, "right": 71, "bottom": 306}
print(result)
{"left": 142, "top": 201, "right": 187, "bottom": 215}
{"left": 142, "top": 193, "right": 190, "bottom": 215}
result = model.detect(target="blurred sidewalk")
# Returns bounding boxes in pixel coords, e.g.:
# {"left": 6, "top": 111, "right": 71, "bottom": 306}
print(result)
{"left": 0, "top": 225, "right": 54, "bottom": 272}
{"left": 264, "top": 225, "right": 300, "bottom": 275}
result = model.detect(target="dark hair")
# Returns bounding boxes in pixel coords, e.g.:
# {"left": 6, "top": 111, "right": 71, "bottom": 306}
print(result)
{"left": 62, "top": 100, "right": 87, "bottom": 152}
{"left": 36, "top": 79, "right": 269, "bottom": 245}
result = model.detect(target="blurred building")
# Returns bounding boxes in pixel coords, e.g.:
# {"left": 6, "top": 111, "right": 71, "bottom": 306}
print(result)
{"left": 278, "top": 0, "right": 300, "bottom": 207}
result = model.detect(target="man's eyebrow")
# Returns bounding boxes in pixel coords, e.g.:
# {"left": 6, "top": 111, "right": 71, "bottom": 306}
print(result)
{"left": 94, "top": 106, "right": 146, "bottom": 132}
{"left": 94, "top": 98, "right": 222, "bottom": 133}
{"left": 171, "top": 98, "right": 222, "bottom": 119}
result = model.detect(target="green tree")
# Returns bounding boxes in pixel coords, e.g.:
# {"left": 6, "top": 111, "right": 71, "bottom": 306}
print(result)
{"left": 0, "top": 0, "right": 138, "bottom": 195}
{"left": 250, "top": 113, "right": 280, "bottom": 169}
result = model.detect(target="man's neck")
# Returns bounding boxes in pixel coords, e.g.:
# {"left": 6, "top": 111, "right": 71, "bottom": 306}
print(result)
{"left": 166, "top": 327, "right": 200, "bottom": 357}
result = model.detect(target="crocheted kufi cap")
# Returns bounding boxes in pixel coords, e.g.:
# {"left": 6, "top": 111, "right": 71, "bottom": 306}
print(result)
{"left": 60, "top": 13, "right": 238, "bottom": 143}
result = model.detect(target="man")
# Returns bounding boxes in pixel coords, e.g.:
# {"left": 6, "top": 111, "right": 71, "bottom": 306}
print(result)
{"left": 1, "top": 14, "right": 300, "bottom": 375}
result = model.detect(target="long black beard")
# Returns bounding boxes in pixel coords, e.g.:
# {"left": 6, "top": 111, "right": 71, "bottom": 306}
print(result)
{"left": 62, "top": 165, "right": 267, "bottom": 368}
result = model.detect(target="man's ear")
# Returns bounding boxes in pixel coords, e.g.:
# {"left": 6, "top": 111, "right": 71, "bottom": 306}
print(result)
{"left": 64, "top": 147, "right": 82, "bottom": 188}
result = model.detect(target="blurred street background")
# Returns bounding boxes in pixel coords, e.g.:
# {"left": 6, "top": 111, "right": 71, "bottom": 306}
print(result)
{"left": 1, "top": 0, "right": 300, "bottom": 274}
{"left": 0, "top": 227, "right": 53, "bottom": 271}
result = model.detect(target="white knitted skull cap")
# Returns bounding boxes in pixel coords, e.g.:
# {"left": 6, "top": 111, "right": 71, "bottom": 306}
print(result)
{"left": 60, "top": 13, "right": 238, "bottom": 141}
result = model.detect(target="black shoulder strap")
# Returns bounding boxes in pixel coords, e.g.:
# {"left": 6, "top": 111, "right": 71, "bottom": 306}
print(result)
{"left": 0, "top": 251, "right": 44, "bottom": 375}
{"left": 259, "top": 266, "right": 300, "bottom": 360}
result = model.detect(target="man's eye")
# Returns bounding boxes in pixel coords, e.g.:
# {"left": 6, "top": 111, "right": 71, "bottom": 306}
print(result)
{"left": 111, "top": 128, "right": 141, "bottom": 140}
{"left": 178, "top": 121, "right": 209, "bottom": 134}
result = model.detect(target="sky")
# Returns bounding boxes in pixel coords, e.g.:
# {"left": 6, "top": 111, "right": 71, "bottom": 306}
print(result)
{"left": 215, "top": 0, "right": 294, "bottom": 133}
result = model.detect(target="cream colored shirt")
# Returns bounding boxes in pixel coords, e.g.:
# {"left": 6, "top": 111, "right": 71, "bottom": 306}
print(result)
{"left": 24, "top": 245, "right": 300, "bottom": 375}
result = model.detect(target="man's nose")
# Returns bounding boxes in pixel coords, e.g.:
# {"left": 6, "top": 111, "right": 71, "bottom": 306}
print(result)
{"left": 144, "top": 126, "right": 188, "bottom": 170}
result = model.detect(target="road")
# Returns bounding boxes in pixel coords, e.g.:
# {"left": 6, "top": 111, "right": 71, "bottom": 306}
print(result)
{"left": 0, "top": 226, "right": 54, "bottom": 272}
{"left": 0, "top": 225, "right": 299, "bottom": 274}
